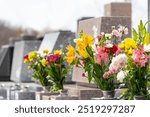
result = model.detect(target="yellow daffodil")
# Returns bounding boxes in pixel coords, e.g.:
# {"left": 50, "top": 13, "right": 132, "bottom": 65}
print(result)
{"left": 54, "top": 50, "right": 63, "bottom": 54}
{"left": 43, "top": 49, "right": 49, "bottom": 53}
{"left": 41, "top": 59, "right": 46, "bottom": 67}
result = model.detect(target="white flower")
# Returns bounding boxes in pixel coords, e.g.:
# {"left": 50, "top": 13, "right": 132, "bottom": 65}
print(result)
{"left": 109, "top": 54, "right": 128, "bottom": 71}
{"left": 144, "top": 44, "right": 150, "bottom": 52}
{"left": 117, "top": 70, "right": 127, "bottom": 82}
{"left": 105, "top": 43, "right": 113, "bottom": 48}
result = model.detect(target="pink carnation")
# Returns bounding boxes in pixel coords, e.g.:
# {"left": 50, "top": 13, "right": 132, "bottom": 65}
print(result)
{"left": 95, "top": 46, "right": 108, "bottom": 64}
{"left": 132, "top": 48, "right": 148, "bottom": 67}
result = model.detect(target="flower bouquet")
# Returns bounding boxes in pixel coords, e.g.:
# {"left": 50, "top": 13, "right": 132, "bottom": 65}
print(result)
{"left": 23, "top": 49, "right": 50, "bottom": 88}
{"left": 114, "top": 20, "right": 150, "bottom": 99}
{"left": 45, "top": 50, "right": 71, "bottom": 92}
{"left": 65, "top": 26, "right": 128, "bottom": 98}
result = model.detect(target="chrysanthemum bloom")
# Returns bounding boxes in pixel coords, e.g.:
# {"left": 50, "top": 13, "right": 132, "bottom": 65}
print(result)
{"left": 119, "top": 38, "right": 136, "bottom": 54}
{"left": 28, "top": 51, "right": 38, "bottom": 62}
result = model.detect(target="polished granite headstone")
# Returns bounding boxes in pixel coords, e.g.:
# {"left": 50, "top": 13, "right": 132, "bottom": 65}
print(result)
{"left": 10, "top": 35, "right": 41, "bottom": 82}
{"left": 0, "top": 45, "right": 14, "bottom": 81}
{"left": 39, "top": 31, "right": 75, "bottom": 83}
{"left": 72, "top": 16, "right": 131, "bottom": 86}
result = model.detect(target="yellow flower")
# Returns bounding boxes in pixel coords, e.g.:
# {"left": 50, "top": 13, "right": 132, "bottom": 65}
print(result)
{"left": 28, "top": 51, "right": 37, "bottom": 59}
{"left": 78, "top": 48, "right": 88, "bottom": 58}
{"left": 65, "top": 45, "right": 75, "bottom": 64}
{"left": 24, "top": 59, "right": 28, "bottom": 63}
{"left": 82, "top": 34, "right": 93, "bottom": 46}
{"left": 41, "top": 59, "right": 46, "bottom": 67}
{"left": 119, "top": 38, "right": 136, "bottom": 54}
{"left": 66, "top": 45, "right": 75, "bottom": 52}
{"left": 144, "top": 32, "right": 149, "bottom": 45}
{"left": 54, "top": 50, "right": 63, "bottom": 54}
{"left": 74, "top": 38, "right": 85, "bottom": 48}
{"left": 65, "top": 56, "right": 75, "bottom": 64}
{"left": 118, "top": 43, "right": 125, "bottom": 49}
{"left": 43, "top": 49, "right": 49, "bottom": 53}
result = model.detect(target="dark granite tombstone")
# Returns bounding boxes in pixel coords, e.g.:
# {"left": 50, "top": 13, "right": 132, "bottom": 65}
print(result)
{"left": 0, "top": 45, "right": 14, "bottom": 81}
{"left": 10, "top": 35, "right": 41, "bottom": 82}
{"left": 39, "top": 31, "right": 75, "bottom": 83}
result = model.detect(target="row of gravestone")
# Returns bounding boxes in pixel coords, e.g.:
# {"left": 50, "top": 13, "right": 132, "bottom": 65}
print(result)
{"left": 0, "top": 2, "right": 133, "bottom": 100}
{"left": 0, "top": 31, "right": 75, "bottom": 83}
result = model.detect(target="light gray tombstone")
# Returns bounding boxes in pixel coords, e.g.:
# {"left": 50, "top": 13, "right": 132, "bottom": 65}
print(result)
{"left": 15, "top": 86, "right": 35, "bottom": 100}
{"left": 10, "top": 36, "right": 41, "bottom": 82}
{"left": 0, "top": 84, "right": 7, "bottom": 99}
{"left": 0, "top": 45, "right": 14, "bottom": 81}
{"left": 72, "top": 16, "right": 131, "bottom": 86}
{"left": 39, "top": 31, "right": 75, "bottom": 83}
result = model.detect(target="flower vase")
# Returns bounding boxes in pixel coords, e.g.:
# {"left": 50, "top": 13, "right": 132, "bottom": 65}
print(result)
{"left": 102, "top": 90, "right": 115, "bottom": 99}
{"left": 133, "top": 95, "right": 147, "bottom": 100}
{"left": 59, "top": 89, "right": 68, "bottom": 97}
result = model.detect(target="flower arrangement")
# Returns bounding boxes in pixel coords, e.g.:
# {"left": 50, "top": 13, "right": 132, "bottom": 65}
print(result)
{"left": 45, "top": 50, "right": 70, "bottom": 91}
{"left": 23, "top": 49, "right": 49, "bottom": 86}
{"left": 24, "top": 49, "right": 70, "bottom": 92}
{"left": 65, "top": 25, "right": 128, "bottom": 91}
{"left": 108, "top": 20, "right": 150, "bottom": 99}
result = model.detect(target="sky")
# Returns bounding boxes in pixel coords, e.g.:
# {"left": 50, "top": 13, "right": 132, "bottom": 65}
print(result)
{"left": 0, "top": 0, "right": 148, "bottom": 32}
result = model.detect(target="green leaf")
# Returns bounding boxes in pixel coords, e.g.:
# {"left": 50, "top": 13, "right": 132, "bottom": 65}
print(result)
{"left": 132, "top": 28, "right": 137, "bottom": 41}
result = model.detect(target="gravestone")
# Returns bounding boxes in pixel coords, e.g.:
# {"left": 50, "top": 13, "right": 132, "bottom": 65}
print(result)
{"left": 104, "top": 2, "right": 132, "bottom": 17}
{"left": 10, "top": 35, "right": 41, "bottom": 82}
{"left": 0, "top": 45, "right": 14, "bottom": 81}
{"left": 72, "top": 16, "right": 131, "bottom": 85}
{"left": 39, "top": 31, "right": 75, "bottom": 83}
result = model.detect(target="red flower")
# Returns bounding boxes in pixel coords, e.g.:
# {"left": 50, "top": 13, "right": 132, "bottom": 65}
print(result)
{"left": 23, "top": 54, "right": 28, "bottom": 59}
{"left": 82, "top": 73, "right": 85, "bottom": 77}
{"left": 96, "top": 35, "right": 102, "bottom": 39}
{"left": 104, "top": 45, "right": 118, "bottom": 54}
{"left": 110, "top": 45, "right": 118, "bottom": 54}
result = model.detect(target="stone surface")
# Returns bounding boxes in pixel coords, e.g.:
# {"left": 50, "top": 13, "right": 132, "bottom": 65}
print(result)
{"left": 15, "top": 91, "right": 35, "bottom": 100}
{"left": 39, "top": 31, "right": 75, "bottom": 83}
{"left": 73, "top": 17, "right": 131, "bottom": 85}
{"left": 0, "top": 45, "right": 14, "bottom": 81}
{"left": 10, "top": 36, "right": 41, "bottom": 82}
{"left": 50, "top": 95, "right": 78, "bottom": 100}
{"left": 104, "top": 2, "right": 132, "bottom": 17}
{"left": 36, "top": 92, "right": 59, "bottom": 100}
{"left": 0, "top": 89, "right": 7, "bottom": 99}
{"left": 65, "top": 84, "right": 103, "bottom": 100}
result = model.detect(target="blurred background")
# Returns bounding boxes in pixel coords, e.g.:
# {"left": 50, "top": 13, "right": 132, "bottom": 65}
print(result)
{"left": 0, "top": 0, "right": 148, "bottom": 46}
